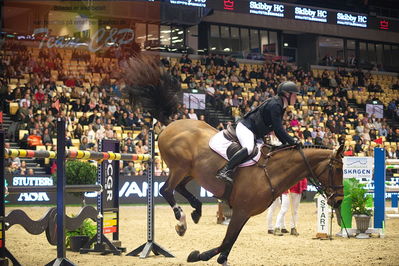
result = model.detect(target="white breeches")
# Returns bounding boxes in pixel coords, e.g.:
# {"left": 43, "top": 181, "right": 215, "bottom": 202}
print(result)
{"left": 289, "top": 193, "right": 302, "bottom": 228}
{"left": 275, "top": 193, "right": 302, "bottom": 229}
{"left": 275, "top": 194, "right": 290, "bottom": 229}
{"left": 267, "top": 197, "right": 284, "bottom": 230}
{"left": 236, "top": 122, "right": 255, "bottom": 155}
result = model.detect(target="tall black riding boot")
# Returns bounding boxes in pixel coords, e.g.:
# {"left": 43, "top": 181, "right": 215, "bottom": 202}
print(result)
{"left": 216, "top": 148, "right": 248, "bottom": 183}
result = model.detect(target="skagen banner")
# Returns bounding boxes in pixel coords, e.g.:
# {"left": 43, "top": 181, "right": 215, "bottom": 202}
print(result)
{"left": 6, "top": 175, "right": 317, "bottom": 205}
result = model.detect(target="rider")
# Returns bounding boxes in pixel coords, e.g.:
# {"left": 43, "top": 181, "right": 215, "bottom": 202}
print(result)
{"left": 216, "top": 81, "right": 301, "bottom": 182}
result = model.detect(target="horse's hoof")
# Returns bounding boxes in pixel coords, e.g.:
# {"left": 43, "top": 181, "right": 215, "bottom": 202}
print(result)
{"left": 175, "top": 224, "right": 186, "bottom": 236}
{"left": 191, "top": 210, "right": 201, "bottom": 224}
{"left": 187, "top": 250, "right": 200, "bottom": 262}
{"left": 217, "top": 254, "right": 228, "bottom": 265}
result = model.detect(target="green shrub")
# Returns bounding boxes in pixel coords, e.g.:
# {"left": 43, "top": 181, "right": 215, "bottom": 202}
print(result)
{"left": 65, "top": 218, "right": 97, "bottom": 248}
{"left": 65, "top": 160, "right": 97, "bottom": 186}
{"left": 347, "top": 178, "right": 373, "bottom": 216}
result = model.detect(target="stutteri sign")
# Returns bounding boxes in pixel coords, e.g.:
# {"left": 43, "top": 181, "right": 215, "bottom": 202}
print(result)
{"left": 343, "top": 157, "right": 374, "bottom": 179}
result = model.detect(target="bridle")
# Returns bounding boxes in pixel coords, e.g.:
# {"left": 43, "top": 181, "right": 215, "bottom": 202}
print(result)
{"left": 298, "top": 147, "right": 344, "bottom": 202}
{"left": 258, "top": 145, "right": 344, "bottom": 206}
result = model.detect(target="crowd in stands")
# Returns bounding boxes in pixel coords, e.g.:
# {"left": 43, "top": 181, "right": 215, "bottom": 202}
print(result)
{"left": 1, "top": 40, "right": 399, "bottom": 178}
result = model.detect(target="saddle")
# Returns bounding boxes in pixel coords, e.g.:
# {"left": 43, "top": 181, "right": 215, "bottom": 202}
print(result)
{"left": 222, "top": 125, "right": 258, "bottom": 160}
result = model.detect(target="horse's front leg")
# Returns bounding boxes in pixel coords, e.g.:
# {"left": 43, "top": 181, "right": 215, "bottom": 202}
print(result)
{"left": 175, "top": 182, "right": 202, "bottom": 224}
{"left": 159, "top": 179, "right": 188, "bottom": 236}
{"left": 187, "top": 208, "right": 250, "bottom": 265}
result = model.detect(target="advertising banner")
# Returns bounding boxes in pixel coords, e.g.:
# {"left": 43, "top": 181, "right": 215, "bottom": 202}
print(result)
{"left": 343, "top": 156, "right": 374, "bottom": 180}
{"left": 5, "top": 175, "right": 220, "bottom": 205}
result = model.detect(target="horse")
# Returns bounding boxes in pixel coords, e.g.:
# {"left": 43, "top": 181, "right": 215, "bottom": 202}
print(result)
{"left": 123, "top": 56, "right": 345, "bottom": 265}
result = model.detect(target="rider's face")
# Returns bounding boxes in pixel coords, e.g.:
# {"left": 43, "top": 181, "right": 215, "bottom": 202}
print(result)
{"left": 289, "top": 93, "right": 297, "bottom": 106}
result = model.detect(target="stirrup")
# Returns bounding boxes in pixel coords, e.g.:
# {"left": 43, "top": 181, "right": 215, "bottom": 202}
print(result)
{"left": 216, "top": 168, "right": 233, "bottom": 183}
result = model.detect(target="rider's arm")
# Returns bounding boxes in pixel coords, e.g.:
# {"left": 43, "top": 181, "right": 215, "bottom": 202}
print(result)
{"left": 270, "top": 107, "right": 296, "bottom": 145}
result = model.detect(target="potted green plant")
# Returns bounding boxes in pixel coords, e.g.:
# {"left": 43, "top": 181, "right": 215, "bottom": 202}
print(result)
{"left": 347, "top": 178, "right": 373, "bottom": 239}
{"left": 66, "top": 218, "right": 97, "bottom": 252}
{"left": 65, "top": 160, "right": 97, "bottom": 206}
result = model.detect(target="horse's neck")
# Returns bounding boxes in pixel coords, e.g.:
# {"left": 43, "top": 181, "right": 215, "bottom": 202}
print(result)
{"left": 266, "top": 148, "right": 330, "bottom": 196}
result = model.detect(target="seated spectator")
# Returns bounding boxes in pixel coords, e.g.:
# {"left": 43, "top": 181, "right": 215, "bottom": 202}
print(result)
{"left": 188, "top": 109, "right": 198, "bottom": 120}
{"left": 314, "top": 132, "right": 323, "bottom": 145}
{"left": 387, "top": 147, "right": 396, "bottom": 159}
{"left": 34, "top": 88, "right": 45, "bottom": 104}
{"left": 104, "top": 124, "right": 114, "bottom": 139}
{"left": 78, "top": 113, "right": 90, "bottom": 126}
{"left": 125, "top": 138, "right": 136, "bottom": 153}
{"left": 27, "top": 129, "right": 43, "bottom": 147}
{"left": 86, "top": 125, "right": 96, "bottom": 144}
{"left": 17, "top": 101, "right": 29, "bottom": 122}
{"left": 344, "top": 146, "right": 355, "bottom": 156}
{"left": 79, "top": 136, "right": 91, "bottom": 150}
{"left": 179, "top": 54, "right": 192, "bottom": 64}
{"left": 42, "top": 128, "right": 53, "bottom": 147}
{"left": 19, "top": 93, "right": 31, "bottom": 108}
{"left": 135, "top": 140, "right": 146, "bottom": 154}
{"left": 123, "top": 162, "right": 136, "bottom": 176}
{"left": 65, "top": 132, "right": 73, "bottom": 148}
{"left": 354, "top": 140, "right": 364, "bottom": 154}
{"left": 290, "top": 115, "right": 300, "bottom": 127}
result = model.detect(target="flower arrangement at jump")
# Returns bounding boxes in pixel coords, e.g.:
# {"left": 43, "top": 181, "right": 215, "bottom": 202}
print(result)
{"left": 347, "top": 178, "right": 373, "bottom": 238}
{"left": 349, "top": 178, "right": 373, "bottom": 216}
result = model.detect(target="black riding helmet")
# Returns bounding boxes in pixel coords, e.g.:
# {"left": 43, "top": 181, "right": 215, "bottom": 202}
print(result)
{"left": 277, "top": 81, "right": 299, "bottom": 96}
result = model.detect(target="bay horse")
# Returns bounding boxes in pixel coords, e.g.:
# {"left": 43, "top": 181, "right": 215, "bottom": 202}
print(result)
{"left": 123, "top": 56, "right": 344, "bottom": 265}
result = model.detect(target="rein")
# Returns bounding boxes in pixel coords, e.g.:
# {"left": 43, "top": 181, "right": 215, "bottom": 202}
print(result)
{"left": 258, "top": 145, "right": 344, "bottom": 203}
{"left": 297, "top": 148, "right": 344, "bottom": 200}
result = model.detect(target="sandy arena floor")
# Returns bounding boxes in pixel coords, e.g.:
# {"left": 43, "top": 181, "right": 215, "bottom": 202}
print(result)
{"left": 5, "top": 203, "right": 399, "bottom": 265}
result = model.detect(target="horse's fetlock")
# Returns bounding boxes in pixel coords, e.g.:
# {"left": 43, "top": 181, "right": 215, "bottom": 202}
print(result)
{"left": 217, "top": 254, "right": 228, "bottom": 264}
{"left": 173, "top": 206, "right": 181, "bottom": 220}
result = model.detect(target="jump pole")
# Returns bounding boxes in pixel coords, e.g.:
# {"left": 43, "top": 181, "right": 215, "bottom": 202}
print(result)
{"left": 126, "top": 129, "right": 174, "bottom": 258}
{"left": 373, "top": 147, "right": 385, "bottom": 237}
{"left": 80, "top": 139, "right": 125, "bottom": 255}
{"left": 1, "top": 129, "right": 19, "bottom": 265}
{"left": 46, "top": 118, "right": 74, "bottom": 265}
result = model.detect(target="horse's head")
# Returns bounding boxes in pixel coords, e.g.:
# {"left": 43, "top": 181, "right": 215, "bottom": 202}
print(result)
{"left": 320, "top": 144, "right": 345, "bottom": 209}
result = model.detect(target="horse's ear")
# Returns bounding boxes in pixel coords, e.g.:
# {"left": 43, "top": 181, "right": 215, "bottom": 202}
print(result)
{"left": 336, "top": 144, "right": 345, "bottom": 158}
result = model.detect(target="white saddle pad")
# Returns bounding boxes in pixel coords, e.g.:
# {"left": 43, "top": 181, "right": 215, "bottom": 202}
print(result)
{"left": 209, "top": 131, "right": 262, "bottom": 167}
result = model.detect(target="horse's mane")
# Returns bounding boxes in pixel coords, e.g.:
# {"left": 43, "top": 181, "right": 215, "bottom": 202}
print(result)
{"left": 266, "top": 144, "right": 333, "bottom": 153}
{"left": 298, "top": 145, "right": 332, "bottom": 150}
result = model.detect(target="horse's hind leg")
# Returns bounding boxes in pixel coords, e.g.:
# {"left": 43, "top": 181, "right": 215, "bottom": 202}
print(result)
{"left": 159, "top": 172, "right": 188, "bottom": 236}
{"left": 175, "top": 179, "right": 202, "bottom": 224}
{"left": 187, "top": 209, "right": 249, "bottom": 265}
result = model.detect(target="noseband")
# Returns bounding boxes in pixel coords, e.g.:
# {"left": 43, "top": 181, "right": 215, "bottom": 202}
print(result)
{"left": 298, "top": 148, "right": 344, "bottom": 201}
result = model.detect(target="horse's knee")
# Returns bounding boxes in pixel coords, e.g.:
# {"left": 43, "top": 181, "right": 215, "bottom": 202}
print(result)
{"left": 159, "top": 183, "right": 168, "bottom": 197}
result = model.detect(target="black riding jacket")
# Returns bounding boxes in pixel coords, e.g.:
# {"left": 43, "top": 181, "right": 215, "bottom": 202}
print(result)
{"left": 240, "top": 96, "right": 295, "bottom": 145}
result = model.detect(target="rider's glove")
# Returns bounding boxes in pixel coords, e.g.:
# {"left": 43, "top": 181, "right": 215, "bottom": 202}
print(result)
{"left": 294, "top": 140, "right": 303, "bottom": 149}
